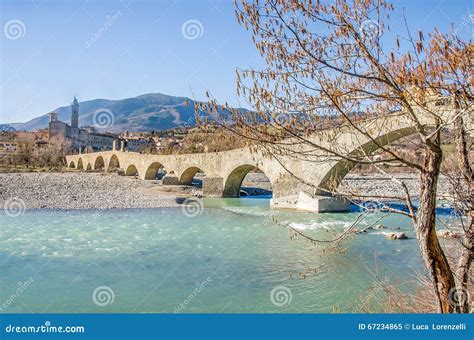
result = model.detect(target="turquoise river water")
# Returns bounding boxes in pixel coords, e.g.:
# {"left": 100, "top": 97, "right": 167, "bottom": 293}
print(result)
{"left": 0, "top": 197, "right": 457, "bottom": 313}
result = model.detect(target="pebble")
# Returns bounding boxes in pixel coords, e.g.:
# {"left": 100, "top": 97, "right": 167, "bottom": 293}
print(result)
{"left": 437, "top": 229, "right": 460, "bottom": 239}
{"left": 385, "top": 232, "right": 408, "bottom": 240}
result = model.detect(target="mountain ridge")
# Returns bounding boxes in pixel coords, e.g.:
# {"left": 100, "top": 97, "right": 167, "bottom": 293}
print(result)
{"left": 10, "top": 93, "right": 234, "bottom": 132}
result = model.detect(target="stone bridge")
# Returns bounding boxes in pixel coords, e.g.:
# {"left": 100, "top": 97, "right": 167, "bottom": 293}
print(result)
{"left": 65, "top": 99, "right": 466, "bottom": 212}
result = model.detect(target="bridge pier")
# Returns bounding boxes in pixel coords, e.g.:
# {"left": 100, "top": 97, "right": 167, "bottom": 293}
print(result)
{"left": 267, "top": 174, "right": 350, "bottom": 212}
{"left": 271, "top": 191, "right": 350, "bottom": 213}
{"left": 162, "top": 175, "right": 180, "bottom": 185}
{"left": 202, "top": 176, "right": 224, "bottom": 197}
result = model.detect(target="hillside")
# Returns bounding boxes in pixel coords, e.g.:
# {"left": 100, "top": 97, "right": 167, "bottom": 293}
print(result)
{"left": 11, "top": 93, "right": 234, "bottom": 132}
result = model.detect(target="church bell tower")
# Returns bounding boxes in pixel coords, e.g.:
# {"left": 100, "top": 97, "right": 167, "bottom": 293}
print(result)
{"left": 71, "top": 96, "right": 79, "bottom": 128}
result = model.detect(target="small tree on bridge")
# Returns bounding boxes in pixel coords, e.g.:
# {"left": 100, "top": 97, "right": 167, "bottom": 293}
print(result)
{"left": 201, "top": 0, "right": 472, "bottom": 312}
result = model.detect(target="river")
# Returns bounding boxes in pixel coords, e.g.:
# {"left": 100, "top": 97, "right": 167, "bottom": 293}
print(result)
{"left": 0, "top": 197, "right": 457, "bottom": 313}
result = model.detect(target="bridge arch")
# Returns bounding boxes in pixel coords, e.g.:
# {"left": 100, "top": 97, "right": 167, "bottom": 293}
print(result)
{"left": 94, "top": 156, "right": 105, "bottom": 170}
{"left": 317, "top": 126, "right": 418, "bottom": 192}
{"left": 108, "top": 154, "right": 120, "bottom": 171}
{"left": 86, "top": 163, "right": 92, "bottom": 171}
{"left": 223, "top": 164, "right": 271, "bottom": 197}
{"left": 77, "top": 158, "right": 84, "bottom": 170}
{"left": 144, "top": 162, "right": 165, "bottom": 180}
{"left": 179, "top": 166, "right": 205, "bottom": 185}
{"left": 69, "top": 161, "right": 75, "bottom": 168}
{"left": 125, "top": 164, "right": 139, "bottom": 176}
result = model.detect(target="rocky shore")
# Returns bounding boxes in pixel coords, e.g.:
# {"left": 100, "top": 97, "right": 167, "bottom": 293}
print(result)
{"left": 0, "top": 172, "right": 182, "bottom": 210}
{"left": 0, "top": 171, "right": 453, "bottom": 210}
{"left": 339, "top": 173, "right": 453, "bottom": 200}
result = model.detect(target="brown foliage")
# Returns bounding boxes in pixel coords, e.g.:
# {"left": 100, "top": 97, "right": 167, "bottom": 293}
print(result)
{"left": 179, "top": 126, "right": 249, "bottom": 153}
{"left": 1, "top": 138, "right": 71, "bottom": 170}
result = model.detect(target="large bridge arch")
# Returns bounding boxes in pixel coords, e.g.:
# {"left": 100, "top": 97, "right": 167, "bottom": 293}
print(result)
{"left": 144, "top": 162, "right": 165, "bottom": 180}
{"left": 108, "top": 154, "right": 120, "bottom": 171}
{"left": 223, "top": 164, "right": 272, "bottom": 197}
{"left": 317, "top": 126, "right": 418, "bottom": 192}
{"left": 94, "top": 156, "right": 105, "bottom": 170}
{"left": 77, "top": 158, "right": 84, "bottom": 170}
{"left": 179, "top": 166, "right": 205, "bottom": 185}
{"left": 125, "top": 164, "right": 139, "bottom": 176}
{"left": 69, "top": 161, "right": 75, "bottom": 168}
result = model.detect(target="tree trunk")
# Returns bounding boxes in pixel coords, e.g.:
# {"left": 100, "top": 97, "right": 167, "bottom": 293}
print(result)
{"left": 457, "top": 211, "right": 473, "bottom": 313}
{"left": 416, "top": 145, "right": 457, "bottom": 313}
{"left": 454, "top": 112, "right": 473, "bottom": 313}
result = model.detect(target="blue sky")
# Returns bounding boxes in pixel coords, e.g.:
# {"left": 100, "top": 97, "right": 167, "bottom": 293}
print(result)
{"left": 1, "top": 0, "right": 472, "bottom": 124}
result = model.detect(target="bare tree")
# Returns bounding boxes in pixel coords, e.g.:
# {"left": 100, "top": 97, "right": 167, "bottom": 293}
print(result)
{"left": 14, "top": 140, "right": 34, "bottom": 168}
{"left": 200, "top": 0, "right": 472, "bottom": 312}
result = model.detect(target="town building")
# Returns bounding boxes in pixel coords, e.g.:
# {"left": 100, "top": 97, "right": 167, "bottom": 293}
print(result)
{"left": 48, "top": 97, "right": 118, "bottom": 152}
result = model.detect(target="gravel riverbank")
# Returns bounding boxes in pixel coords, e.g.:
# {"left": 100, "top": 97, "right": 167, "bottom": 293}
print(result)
{"left": 0, "top": 171, "right": 453, "bottom": 210}
{"left": 0, "top": 172, "right": 182, "bottom": 210}
{"left": 339, "top": 173, "right": 453, "bottom": 200}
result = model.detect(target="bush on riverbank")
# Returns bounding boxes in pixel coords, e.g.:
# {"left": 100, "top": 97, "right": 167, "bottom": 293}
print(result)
{"left": 1, "top": 138, "right": 70, "bottom": 171}
{"left": 356, "top": 247, "right": 473, "bottom": 313}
